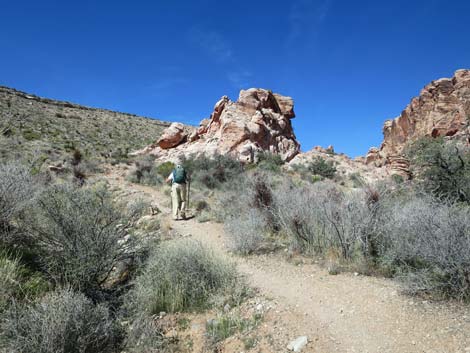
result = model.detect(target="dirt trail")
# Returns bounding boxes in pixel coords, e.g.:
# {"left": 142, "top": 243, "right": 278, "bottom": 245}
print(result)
{"left": 107, "top": 171, "right": 470, "bottom": 353}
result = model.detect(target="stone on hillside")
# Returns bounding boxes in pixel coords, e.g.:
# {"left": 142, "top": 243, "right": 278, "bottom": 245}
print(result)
{"left": 157, "top": 122, "right": 187, "bottom": 149}
{"left": 287, "top": 336, "right": 308, "bottom": 352}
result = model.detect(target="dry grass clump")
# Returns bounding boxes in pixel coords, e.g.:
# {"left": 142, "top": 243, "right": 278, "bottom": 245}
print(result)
{"left": 129, "top": 238, "right": 239, "bottom": 314}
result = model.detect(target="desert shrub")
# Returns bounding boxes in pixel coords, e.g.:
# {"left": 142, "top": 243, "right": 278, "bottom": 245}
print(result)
{"left": 182, "top": 154, "right": 244, "bottom": 189}
{"left": 0, "top": 254, "right": 23, "bottom": 312}
{"left": 274, "top": 181, "right": 381, "bottom": 259}
{"left": 127, "top": 155, "right": 162, "bottom": 185}
{"left": 381, "top": 196, "right": 470, "bottom": 299}
{"left": 109, "top": 147, "right": 130, "bottom": 165}
{"left": 124, "top": 315, "right": 170, "bottom": 353}
{"left": 349, "top": 172, "right": 365, "bottom": 188}
{"left": 129, "top": 238, "right": 237, "bottom": 313}
{"left": 216, "top": 172, "right": 282, "bottom": 253}
{"left": 0, "top": 163, "right": 37, "bottom": 242}
{"left": 256, "top": 151, "right": 284, "bottom": 173}
{"left": 307, "top": 156, "right": 337, "bottom": 179}
{"left": 1, "top": 288, "right": 119, "bottom": 353}
{"left": 225, "top": 209, "right": 266, "bottom": 254}
{"left": 27, "top": 184, "right": 140, "bottom": 299}
{"left": 71, "top": 148, "right": 82, "bottom": 166}
{"left": 155, "top": 161, "right": 175, "bottom": 178}
{"left": 125, "top": 198, "right": 151, "bottom": 220}
{"left": 406, "top": 137, "right": 470, "bottom": 203}
{"left": 206, "top": 312, "right": 262, "bottom": 345}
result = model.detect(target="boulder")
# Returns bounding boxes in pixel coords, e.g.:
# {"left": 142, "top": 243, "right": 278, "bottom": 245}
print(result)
{"left": 157, "top": 122, "right": 187, "bottom": 149}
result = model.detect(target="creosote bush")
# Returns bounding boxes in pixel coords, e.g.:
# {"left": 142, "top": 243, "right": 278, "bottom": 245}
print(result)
{"left": 129, "top": 238, "right": 238, "bottom": 314}
{"left": 1, "top": 288, "right": 119, "bottom": 353}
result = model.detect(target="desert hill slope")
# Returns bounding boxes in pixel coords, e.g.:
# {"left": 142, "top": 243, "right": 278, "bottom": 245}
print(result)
{"left": 0, "top": 86, "right": 171, "bottom": 165}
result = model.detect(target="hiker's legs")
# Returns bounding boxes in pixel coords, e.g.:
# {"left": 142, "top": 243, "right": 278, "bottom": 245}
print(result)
{"left": 171, "top": 183, "right": 180, "bottom": 220}
{"left": 179, "top": 184, "right": 187, "bottom": 219}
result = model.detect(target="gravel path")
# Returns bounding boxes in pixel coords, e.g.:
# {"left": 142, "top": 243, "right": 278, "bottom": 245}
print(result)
{"left": 108, "top": 170, "right": 470, "bottom": 353}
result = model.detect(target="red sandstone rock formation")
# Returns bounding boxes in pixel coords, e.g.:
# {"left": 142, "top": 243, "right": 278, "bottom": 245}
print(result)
{"left": 366, "top": 69, "right": 470, "bottom": 176}
{"left": 136, "top": 88, "right": 300, "bottom": 163}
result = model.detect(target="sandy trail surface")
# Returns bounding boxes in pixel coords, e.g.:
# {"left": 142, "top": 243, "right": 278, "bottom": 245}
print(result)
{"left": 108, "top": 170, "right": 470, "bottom": 353}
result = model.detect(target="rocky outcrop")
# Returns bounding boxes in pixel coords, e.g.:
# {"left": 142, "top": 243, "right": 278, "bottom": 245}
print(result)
{"left": 137, "top": 88, "right": 300, "bottom": 163}
{"left": 157, "top": 123, "right": 188, "bottom": 149}
{"left": 366, "top": 69, "right": 470, "bottom": 176}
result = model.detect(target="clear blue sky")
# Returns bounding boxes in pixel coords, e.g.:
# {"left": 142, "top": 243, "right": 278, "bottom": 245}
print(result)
{"left": 1, "top": 0, "right": 469, "bottom": 157}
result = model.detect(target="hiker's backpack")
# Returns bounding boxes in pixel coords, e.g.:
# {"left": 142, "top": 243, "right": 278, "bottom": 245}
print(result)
{"left": 173, "top": 165, "right": 187, "bottom": 184}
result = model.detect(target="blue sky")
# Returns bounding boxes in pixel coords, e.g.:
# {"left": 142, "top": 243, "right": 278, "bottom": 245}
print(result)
{"left": 1, "top": 0, "right": 469, "bottom": 157}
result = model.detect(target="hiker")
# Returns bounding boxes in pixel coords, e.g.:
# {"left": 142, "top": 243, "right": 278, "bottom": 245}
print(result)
{"left": 166, "top": 163, "right": 189, "bottom": 220}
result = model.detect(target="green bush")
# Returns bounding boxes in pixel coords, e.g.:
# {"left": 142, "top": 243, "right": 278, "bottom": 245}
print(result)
{"left": 206, "top": 312, "right": 262, "bottom": 345}
{"left": 1, "top": 288, "right": 119, "bottom": 353}
{"left": 406, "top": 137, "right": 470, "bottom": 203}
{"left": 307, "top": 156, "right": 337, "bottom": 179}
{"left": 130, "top": 239, "right": 238, "bottom": 313}
{"left": 0, "top": 252, "right": 50, "bottom": 311}
{"left": 155, "top": 161, "right": 175, "bottom": 178}
{"left": 0, "top": 254, "right": 23, "bottom": 311}
{"left": 182, "top": 154, "right": 243, "bottom": 189}
{"left": 256, "top": 151, "right": 284, "bottom": 173}
{"left": 127, "top": 156, "right": 164, "bottom": 185}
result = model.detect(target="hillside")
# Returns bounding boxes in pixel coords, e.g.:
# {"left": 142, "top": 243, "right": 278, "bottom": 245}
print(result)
{"left": 0, "top": 86, "right": 171, "bottom": 165}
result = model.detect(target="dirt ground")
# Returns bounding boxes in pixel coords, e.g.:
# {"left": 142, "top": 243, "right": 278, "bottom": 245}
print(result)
{"left": 106, "top": 167, "right": 470, "bottom": 353}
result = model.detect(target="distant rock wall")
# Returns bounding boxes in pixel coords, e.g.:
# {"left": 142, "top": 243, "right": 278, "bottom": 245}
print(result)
{"left": 366, "top": 69, "right": 470, "bottom": 177}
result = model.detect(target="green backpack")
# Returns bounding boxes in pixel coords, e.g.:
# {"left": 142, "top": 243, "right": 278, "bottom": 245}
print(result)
{"left": 173, "top": 165, "right": 187, "bottom": 184}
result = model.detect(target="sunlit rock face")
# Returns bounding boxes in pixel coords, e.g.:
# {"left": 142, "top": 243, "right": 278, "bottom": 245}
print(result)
{"left": 136, "top": 88, "right": 300, "bottom": 163}
{"left": 365, "top": 69, "right": 470, "bottom": 177}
